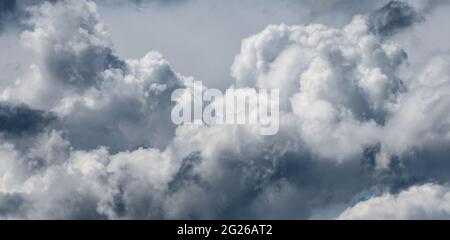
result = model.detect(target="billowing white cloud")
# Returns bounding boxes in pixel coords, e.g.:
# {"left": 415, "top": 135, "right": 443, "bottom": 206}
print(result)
{"left": 231, "top": 14, "right": 406, "bottom": 161}
{"left": 338, "top": 184, "right": 450, "bottom": 219}
{"left": 1, "top": 0, "right": 450, "bottom": 219}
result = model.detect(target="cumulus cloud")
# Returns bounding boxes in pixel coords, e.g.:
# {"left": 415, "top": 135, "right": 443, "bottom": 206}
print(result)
{"left": 19, "top": 0, "right": 123, "bottom": 102}
{"left": 231, "top": 13, "right": 407, "bottom": 160}
{"left": 0, "top": 0, "right": 450, "bottom": 219}
{"left": 3, "top": 0, "right": 186, "bottom": 151}
{"left": 338, "top": 184, "right": 450, "bottom": 219}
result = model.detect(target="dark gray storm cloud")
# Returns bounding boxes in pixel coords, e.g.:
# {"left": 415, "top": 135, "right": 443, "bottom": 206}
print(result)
{"left": 45, "top": 47, "right": 124, "bottom": 90}
{"left": 0, "top": 0, "right": 16, "bottom": 14}
{"left": 0, "top": 0, "right": 16, "bottom": 31}
{"left": 0, "top": 102, "right": 56, "bottom": 136}
{"left": 0, "top": 193, "right": 29, "bottom": 219}
{"left": 368, "top": 0, "right": 423, "bottom": 36}
{"left": 1, "top": 0, "right": 450, "bottom": 220}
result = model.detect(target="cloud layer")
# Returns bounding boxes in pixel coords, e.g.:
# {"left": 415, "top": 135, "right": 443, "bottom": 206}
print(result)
{"left": 0, "top": 0, "right": 450, "bottom": 219}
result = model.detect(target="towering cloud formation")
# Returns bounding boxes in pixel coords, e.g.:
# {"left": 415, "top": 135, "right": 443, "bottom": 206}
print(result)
{"left": 231, "top": 14, "right": 407, "bottom": 160}
{"left": 0, "top": 0, "right": 450, "bottom": 219}
{"left": 4, "top": 0, "right": 186, "bottom": 151}
{"left": 16, "top": 0, "right": 123, "bottom": 107}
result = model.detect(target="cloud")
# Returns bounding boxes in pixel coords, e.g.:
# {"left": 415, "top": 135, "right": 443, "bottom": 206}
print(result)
{"left": 0, "top": 0, "right": 450, "bottom": 219}
{"left": 53, "top": 51, "right": 185, "bottom": 152}
{"left": 0, "top": 193, "right": 30, "bottom": 219}
{"left": 0, "top": 102, "right": 56, "bottom": 137}
{"left": 338, "top": 184, "right": 450, "bottom": 219}
{"left": 3, "top": 0, "right": 186, "bottom": 152}
{"left": 0, "top": 0, "right": 16, "bottom": 32}
{"left": 96, "top": 0, "right": 390, "bottom": 90}
{"left": 368, "top": 0, "right": 423, "bottom": 36}
{"left": 20, "top": 0, "right": 124, "bottom": 91}
{"left": 0, "top": 0, "right": 16, "bottom": 14}
{"left": 231, "top": 13, "right": 407, "bottom": 160}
